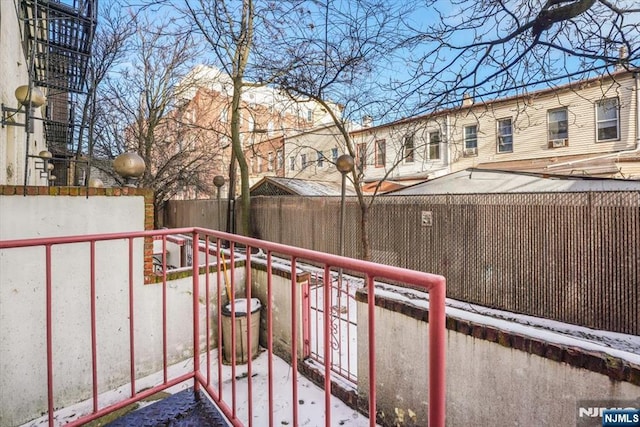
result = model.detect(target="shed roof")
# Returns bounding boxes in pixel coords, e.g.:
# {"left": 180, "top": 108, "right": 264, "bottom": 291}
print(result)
{"left": 250, "top": 177, "right": 356, "bottom": 196}
{"left": 387, "top": 169, "right": 640, "bottom": 195}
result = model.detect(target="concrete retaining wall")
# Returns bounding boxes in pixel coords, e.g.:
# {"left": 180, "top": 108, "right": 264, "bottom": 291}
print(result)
{"left": 356, "top": 290, "right": 640, "bottom": 426}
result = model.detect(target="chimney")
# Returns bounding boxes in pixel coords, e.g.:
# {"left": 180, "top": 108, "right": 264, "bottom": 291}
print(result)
{"left": 616, "top": 45, "right": 628, "bottom": 71}
{"left": 462, "top": 93, "right": 474, "bottom": 107}
{"left": 362, "top": 115, "right": 373, "bottom": 127}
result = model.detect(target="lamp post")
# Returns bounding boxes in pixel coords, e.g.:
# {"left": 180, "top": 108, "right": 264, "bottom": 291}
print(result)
{"left": 336, "top": 154, "right": 354, "bottom": 257}
{"left": 336, "top": 154, "right": 354, "bottom": 290}
{"left": 213, "top": 175, "right": 225, "bottom": 231}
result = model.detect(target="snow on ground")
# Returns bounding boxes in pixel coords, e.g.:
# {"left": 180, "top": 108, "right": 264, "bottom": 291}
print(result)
{"left": 20, "top": 349, "right": 374, "bottom": 427}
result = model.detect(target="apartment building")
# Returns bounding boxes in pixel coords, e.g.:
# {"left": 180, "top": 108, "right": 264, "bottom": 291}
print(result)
{"left": 0, "top": 0, "right": 96, "bottom": 187}
{"left": 174, "top": 65, "right": 342, "bottom": 195}
{"left": 347, "top": 69, "right": 640, "bottom": 186}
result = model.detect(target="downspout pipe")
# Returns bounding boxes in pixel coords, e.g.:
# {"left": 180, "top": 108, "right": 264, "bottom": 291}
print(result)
{"left": 546, "top": 71, "right": 640, "bottom": 170}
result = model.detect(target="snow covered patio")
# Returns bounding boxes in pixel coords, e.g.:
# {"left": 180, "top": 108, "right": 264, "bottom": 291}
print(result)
{"left": 20, "top": 349, "right": 373, "bottom": 426}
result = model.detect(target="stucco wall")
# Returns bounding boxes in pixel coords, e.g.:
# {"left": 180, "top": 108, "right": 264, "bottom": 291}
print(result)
{"left": 0, "top": 190, "right": 227, "bottom": 426}
{"left": 250, "top": 264, "right": 309, "bottom": 360}
{"left": 0, "top": 2, "right": 48, "bottom": 187}
{"left": 356, "top": 295, "right": 639, "bottom": 426}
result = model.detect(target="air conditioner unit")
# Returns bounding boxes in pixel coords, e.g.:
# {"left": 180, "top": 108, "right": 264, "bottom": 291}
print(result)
{"left": 550, "top": 138, "right": 568, "bottom": 148}
{"left": 464, "top": 147, "right": 478, "bottom": 156}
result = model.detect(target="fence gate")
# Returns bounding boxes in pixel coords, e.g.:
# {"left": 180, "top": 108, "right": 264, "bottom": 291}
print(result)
{"left": 308, "top": 271, "right": 363, "bottom": 385}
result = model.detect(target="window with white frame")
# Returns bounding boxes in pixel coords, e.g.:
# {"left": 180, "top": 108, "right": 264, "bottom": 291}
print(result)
{"left": 220, "top": 108, "right": 228, "bottom": 123}
{"left": 267, "top": 152, "right": 274, "bottom": 171}
{"left": 404, "top": 134, "right": 415, "bottom": 163}
{"left": 464, "top": 125, "right": 478, "bottom": 155}
{"left": 290, "top": 156, "right": 296, "bottom": 171}
{"left": 317, "top": 151, "right": 324, "bottom": 167}
{"left": 331, "top": 147, "right": 339, "bottom": 162}
{"left": 375, "top": 139, "right": 386, "bottom": 167}
{"left": 428, "top": 131, "right": 440, "bottom": 160}
{"left": 596, "top": 98, "right": 619, "bottom": 141}
{"left": 301, "top": 153, "right": 307, "bottom": 169}
{"left": 257, "top": 156, "right": 262, "bottom": 172}
{"left": 307, "top": 109, "right": 313, "bottom": 122}
{"left": 497, "top": 118, "right": 513, "bottom": 152}
{"left": 548, "top": 108, "right": 568, "bottom": 148}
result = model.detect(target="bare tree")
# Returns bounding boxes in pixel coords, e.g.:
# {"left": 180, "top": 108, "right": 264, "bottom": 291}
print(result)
{"left": 274, "top": 0, "right": 639, "bottom": 259}
{"left": 75, "top": 1, "right": 135, "bottom": 185}
{"left": 92, "top": 12, "right": 221, "bottom": 227}
{"left": 178, "top": 0, "right": 307, "bottom": 236}
{"left": 402, "top": 0, "right": 640, "bottom": 112}
{"left": 274, "top": 0, "right": 417, "bottom": 260}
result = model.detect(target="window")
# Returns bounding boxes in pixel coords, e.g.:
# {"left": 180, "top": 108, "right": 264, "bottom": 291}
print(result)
{"left": 248, "top": 115, "right": 255, "bottom": 132}
{"left": 547, "top": 108, "right": 568, "bottom": 148}
{"left": 290, "top": 156, "right": 296, "bottom": 171}
{"left": 331, "top": 147, "right": 339, "bottom": 162}
{"left": 250, "top": 158, "right": 256, "bottom": 174}
{"left": 307, "top": 109, "right": 313, "bottom": 122}
{"left": 357, "top": 143, "right": 367, "bottom": 171}
{"left": 277, "top": 150, "right": 284, "bottom": 170}
{"left": 428, "top": 131, "right": 441, "bottom": 160}
{"left": 301, "top": 153, "right": 307, "bottom": 169}
{"left": 497, "top": 118, "right": 513, "bottom": 153}
{"left": 404, "top": 134, "right": 415, "bottom": 163}
{"left": 375, "top": 140, "right": 386, "bottom": 167}
{"left": 267, "top": 121, "right": 274, "bottom": 136}
{"left": 257, "top": 156, "right": 262, "bottom": 172}
{"left": 220, "top": 108, "right": 228, "bottom": 123}
{"left": 596, "top": 98, "right": 619, "bottom": 141}
{"left": 464, "top": 125, "right": 478, "bottom": 156}
{"left": 267, "top": 152, "right": 274, "bottom": 171}
{"left": 317, "top": 151, "right": 324, "bottom": 167}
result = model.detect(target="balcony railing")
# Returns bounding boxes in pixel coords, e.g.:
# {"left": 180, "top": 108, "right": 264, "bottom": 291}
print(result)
{"left": 0, "top": 227, "right": 446, "bottom": 426}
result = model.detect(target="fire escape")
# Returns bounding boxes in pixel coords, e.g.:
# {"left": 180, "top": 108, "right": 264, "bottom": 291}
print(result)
{"left": 21, "top": 0, "right": 96, "bottom": 185}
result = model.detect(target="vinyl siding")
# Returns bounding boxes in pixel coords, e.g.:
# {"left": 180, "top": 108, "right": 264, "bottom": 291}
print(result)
{"left": 284, "top": 125, "right": 345, "bottom": 181}
{"left": 351, "top": 72, "right": 637, "bottom": 180}
{"left": 450, "top": 73, "right": 636, "bottom": 171}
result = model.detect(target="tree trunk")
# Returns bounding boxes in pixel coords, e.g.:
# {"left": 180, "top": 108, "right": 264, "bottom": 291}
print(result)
{"left": 359, "top": 201, "right": 370, "bottom": 261}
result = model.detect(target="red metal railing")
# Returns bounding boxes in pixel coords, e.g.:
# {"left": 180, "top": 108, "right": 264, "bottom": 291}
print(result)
{"left": 0, "top": 227, "right": 446, "bottom": 427}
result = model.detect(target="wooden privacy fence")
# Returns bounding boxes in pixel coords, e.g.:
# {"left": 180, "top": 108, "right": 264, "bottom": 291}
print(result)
{"left": 165, "top": 191, "right": 639, "bottom": 335}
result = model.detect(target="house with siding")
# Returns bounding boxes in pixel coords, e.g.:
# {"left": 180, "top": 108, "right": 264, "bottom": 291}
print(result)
{"left": 283, "top": 124, "right": 348, "bottom": 181}
{"left": 348, "top": 69, "right": 640, "bottom": 187}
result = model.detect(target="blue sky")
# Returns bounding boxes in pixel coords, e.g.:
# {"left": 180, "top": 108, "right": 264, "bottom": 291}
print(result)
{"left": 99, "top": 0, "right": 639, "bottom": 123}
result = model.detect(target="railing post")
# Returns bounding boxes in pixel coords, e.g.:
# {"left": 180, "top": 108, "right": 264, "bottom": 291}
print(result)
{"left": 302, "top": 280, "right": 311, "bottom": 358}
{"left": 366, "top": 275, "right": 376, "bottom": 427}
{"left": 429, "top": 279, "right": 447, "bottom": 427}
{"left": 45, "top": 245, "right": 54, "bottom": 427}
{"left": 192, "top": 231, "right": 200, "bottom": 392}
